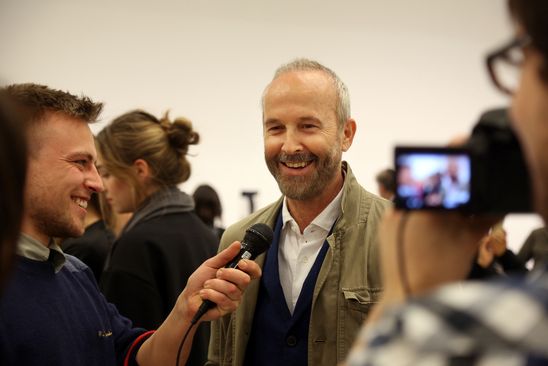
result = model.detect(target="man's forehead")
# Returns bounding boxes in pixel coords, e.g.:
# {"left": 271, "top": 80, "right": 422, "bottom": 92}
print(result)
{"left": 267, "top": 73, "right": 336, "bottom": 108}
{"left": 264, "top": 71, "right": 337, "bottom": 116}
{"left": 32, "top": 112, "right": 97, "bottom": 158}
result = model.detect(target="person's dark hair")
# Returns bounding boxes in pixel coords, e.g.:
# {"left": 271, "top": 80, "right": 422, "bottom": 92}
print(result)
{"left": 193, "top": 184, "right": 223, "bottom": 226}
{"left": 509, "top": 0, "right": 548, "bottom": 82}
{"left": 0, "top": 100, "right": 28, "bottom": 290}
{"left": 376, "top": 168, "right": 396, "bottom": 194}
{"left": 96, "top": 110, "right": 200, "bottom": 204}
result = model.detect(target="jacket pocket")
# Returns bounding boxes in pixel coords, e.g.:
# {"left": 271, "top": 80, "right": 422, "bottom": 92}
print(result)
{"left": 341, "top": 288, "right": 381, "bottom": 353}
{"left": 343, "top": 288, "right": 380, "bottom": 310}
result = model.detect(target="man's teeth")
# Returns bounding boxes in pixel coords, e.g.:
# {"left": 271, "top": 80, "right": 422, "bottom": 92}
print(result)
{"left": 73, "top": 198, "right": 88, "bottom": 209}
{"left": 285, "top": 162, "right": 308, "bottom": 168}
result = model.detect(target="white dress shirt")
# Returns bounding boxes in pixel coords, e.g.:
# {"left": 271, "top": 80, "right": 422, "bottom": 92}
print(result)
{"left": 278, "top": 189, "right": 343, "bottom": 314}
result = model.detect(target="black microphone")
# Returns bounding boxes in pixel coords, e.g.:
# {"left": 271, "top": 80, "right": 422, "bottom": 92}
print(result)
{"left": 191, "top": 223, "right": 273, "bottom": 324}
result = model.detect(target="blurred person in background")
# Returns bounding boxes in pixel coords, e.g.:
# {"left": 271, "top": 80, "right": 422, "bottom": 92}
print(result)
{"left": 375, "top": 168, "right": 396, "bottom": 201}
{"left": 100, "top": 192, "right": 133, "bottom": 239}
{"left": 193, "top": 184, "right": 226, "bottom": 240}
{"left": 517, "top": 226, "right": 548, "bottom": 270}
{"left": 96, "top": 110, "right": 219, "bottom": 366}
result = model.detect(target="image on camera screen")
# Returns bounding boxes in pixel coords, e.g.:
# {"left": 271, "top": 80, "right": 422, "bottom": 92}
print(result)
{"left": 395, "top": 150, "right": 471, "bottom": 210}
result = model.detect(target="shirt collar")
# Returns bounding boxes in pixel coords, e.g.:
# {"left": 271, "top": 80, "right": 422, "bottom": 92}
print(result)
{"left": 17, "top": 233, "right": 66, "bottom": 272}
{"left": 281, "top": 185, "right": 344, "bottom": 232}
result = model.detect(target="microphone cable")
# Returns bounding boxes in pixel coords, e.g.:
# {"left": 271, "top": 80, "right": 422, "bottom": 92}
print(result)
{"left": 175, "top": 315, "right": 200, "bottom": 366}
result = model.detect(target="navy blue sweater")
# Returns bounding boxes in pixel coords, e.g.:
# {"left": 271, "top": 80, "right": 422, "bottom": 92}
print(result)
{"left": 0, "top": 255, "right": 145, "bottom": 366}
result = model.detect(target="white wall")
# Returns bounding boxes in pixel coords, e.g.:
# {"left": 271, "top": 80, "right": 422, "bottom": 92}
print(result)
{"left": 0, "top": 0, "right": 541, "bottom": 251}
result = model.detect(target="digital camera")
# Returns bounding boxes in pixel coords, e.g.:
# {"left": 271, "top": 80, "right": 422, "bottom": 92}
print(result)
{"left": 394, "top": 108, "right": 533, "bottom": 213}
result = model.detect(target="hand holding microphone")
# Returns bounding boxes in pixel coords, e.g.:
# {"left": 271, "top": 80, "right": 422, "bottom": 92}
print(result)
{"left": 174, "top": 224, "right": 272, "bottom": 366}
{"left": 191, "top": 223, "right": 273, "bottom": 324}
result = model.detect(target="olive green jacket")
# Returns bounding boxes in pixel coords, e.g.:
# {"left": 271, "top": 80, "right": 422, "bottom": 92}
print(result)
{"left": 206, "top": 162, "right": 390, "bottom": 366}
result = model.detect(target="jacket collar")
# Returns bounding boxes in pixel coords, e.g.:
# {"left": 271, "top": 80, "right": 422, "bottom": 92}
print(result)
{"left": 122, "top": 186, "right": 194, "bottom": 234}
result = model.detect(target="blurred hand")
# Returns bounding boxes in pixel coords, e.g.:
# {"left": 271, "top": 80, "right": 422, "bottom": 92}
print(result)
{"left": 477, "top": 235, "right": 495, "bottom": 268}
{"left": 488, "top": 226, "right": 508, "bottom": 256}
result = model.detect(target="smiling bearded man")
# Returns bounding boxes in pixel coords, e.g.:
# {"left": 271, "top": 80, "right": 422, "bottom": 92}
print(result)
{"left": 207, "top": 58, "right": 391, "bottom": 366}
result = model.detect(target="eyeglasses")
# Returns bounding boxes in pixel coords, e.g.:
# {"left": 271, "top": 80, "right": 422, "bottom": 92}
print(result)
{"left": 486, "top": 35, "right": 531, "bottom": 95}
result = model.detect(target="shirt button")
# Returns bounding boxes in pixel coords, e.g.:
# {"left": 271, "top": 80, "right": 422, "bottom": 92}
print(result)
{"left": 286, "top": 335, "right": 298, "bottom": 347}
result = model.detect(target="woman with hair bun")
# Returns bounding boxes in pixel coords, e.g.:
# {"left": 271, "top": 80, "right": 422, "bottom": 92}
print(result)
{"left": 96, "top": 110, "right": 218, "bottom": 366}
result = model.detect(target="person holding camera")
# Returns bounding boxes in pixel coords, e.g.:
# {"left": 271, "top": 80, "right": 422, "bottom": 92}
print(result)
{"left": 345, "top": 0, "right": 548, "bottom": 364}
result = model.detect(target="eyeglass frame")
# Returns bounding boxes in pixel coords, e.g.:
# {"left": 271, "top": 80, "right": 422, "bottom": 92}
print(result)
{"left": 486, "top": 35, "right": 531, "bottom": 95}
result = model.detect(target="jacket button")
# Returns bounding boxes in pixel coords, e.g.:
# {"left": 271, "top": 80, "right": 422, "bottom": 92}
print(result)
{"left": 286, "top": 335, "right": 297, "bottom": 347}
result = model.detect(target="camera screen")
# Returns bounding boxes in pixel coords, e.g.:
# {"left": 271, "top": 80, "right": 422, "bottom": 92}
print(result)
{"left": 395, "top": 147, "right": 471, "bottom": 210}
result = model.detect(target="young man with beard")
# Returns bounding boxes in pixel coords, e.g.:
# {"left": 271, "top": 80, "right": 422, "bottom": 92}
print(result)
{"left": 207, "top": 59, "right": 390, "bottom": 366}
{"left": 345, "top": 0, "right": 548, "bottom": 364}
{"left": 0, "top": 84, "right": 261, "bottom": 366}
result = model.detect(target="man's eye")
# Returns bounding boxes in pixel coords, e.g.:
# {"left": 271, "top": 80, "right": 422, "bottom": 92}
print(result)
{"left": 74, "top": 159, "right": 89, "bottom": 167}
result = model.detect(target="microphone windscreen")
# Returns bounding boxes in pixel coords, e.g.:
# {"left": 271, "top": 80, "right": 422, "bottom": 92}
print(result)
{"left": 242, "top": 223, "right": 273, "bottom": 256}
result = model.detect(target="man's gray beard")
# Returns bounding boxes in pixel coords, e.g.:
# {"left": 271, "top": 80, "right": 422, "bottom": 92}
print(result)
{"left": 266, "top": 151, "right": 340, "bottom": 201}
{"left": 275, "top": 174, "right": 330, "bottom": 200}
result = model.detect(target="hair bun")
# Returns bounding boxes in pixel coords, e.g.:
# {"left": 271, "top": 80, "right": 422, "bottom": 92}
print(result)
{"left": 159, "top": 113, "right": 200, "bottom": 155}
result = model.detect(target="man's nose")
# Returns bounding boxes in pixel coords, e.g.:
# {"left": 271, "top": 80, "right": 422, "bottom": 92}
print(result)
{"left": 281, "top": 129, "right": 303, "bottom": 154}
{"left": 86, "top": 165, "right": 104, "bottom": 193}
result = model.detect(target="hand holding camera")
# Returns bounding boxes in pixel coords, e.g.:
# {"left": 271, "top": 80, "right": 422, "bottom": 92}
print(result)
{"left": 370, "top": 109, "right": 522, "bottom": 326}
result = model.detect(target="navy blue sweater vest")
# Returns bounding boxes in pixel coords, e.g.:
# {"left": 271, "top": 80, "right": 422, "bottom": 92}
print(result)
{"left": 244, "top": 212, "right": 330, "bottom": 366}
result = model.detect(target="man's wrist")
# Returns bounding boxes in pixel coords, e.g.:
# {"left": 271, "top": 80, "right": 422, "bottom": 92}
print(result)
{"left": 176, "top": 288, "right": 198, "bottom": 324}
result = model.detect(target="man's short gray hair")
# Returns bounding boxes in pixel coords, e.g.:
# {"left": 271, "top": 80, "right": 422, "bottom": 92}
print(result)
{"left": 264, "top": 58, "right": 351, "bottom": 128}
